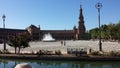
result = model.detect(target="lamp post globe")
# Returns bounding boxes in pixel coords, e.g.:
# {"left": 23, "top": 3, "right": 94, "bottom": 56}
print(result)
{"left": 2, "top": 14, "right": 6, "bottom": 19}
{"left": 95, "top": 2, "right": 102, "bottom": 9}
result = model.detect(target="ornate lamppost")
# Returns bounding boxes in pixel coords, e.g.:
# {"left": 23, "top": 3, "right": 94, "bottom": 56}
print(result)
{"left": 2, "top": 14, "right": 6, "bottom": 50}
{"left": 95, "top": 2, "right": 102, "bottom": 51}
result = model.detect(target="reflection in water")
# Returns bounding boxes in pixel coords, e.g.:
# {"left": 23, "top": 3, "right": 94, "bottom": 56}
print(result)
{"left": 0, "top": 59, "right": 120, "bottom": 68}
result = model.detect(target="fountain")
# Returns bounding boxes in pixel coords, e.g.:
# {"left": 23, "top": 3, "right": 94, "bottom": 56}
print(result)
{"left": 42, "top": 33, "right": 55, "bottom": 42}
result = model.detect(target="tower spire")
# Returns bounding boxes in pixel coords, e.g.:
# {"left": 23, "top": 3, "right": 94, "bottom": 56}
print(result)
{"left": 79, "top": 5, "right": 84, "bottom": 22}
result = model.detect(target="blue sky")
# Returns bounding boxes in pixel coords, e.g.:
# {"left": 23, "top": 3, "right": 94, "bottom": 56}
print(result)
{"left": 0, "top": 0, "right": 120, "bottom": 30}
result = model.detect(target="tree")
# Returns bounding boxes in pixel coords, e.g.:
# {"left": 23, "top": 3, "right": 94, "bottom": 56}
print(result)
{"left": 81, "top": 31, "right": 91, "bottom": 40}
{"left": 8, "top": 32, "right": 30, "bottom": 54}
{"left": 17, "top": 33, "right": 30, "bottom": 53}
{"left": 89, "top": 28, "right": 99, "bottom": 39}
{"left": 116, "top": 21, "right": 120, "bottom": 38}
{"left": 8, "top": 35, "right": 18, "bottom": 54}
{"left": 101, "top": 24, "right": 109, "bottom": 40}
{"left": 89, "top": 21, "right": 120, "bottom": 41}
{"left": 107, "top": 23, "right": 117, "bottom": 40}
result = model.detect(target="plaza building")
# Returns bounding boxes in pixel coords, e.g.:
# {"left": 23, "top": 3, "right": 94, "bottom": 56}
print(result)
{"left": 0, "top": 6, "right": 85, "bottom": 41}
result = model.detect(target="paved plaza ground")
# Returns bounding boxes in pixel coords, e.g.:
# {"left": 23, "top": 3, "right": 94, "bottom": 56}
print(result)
{"left": 0, "top": 40, "right": 120, "bottom": 54}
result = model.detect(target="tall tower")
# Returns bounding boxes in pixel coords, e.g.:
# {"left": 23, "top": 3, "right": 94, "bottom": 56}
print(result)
{"left": 77, "top": 5, "right": 86, "bottom": 40}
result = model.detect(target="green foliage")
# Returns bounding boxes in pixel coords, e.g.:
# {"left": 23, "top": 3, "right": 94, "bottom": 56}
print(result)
{"left": 81, "top": 31, "right": 91, "bottom": 40}
{"left": 89, "top": 21, "right": 120, "bottom": 40}
{"left": 18, "top": 34, "right": 29, "bottom": 48}
{"left": 89, "top": 28, "right": 99, "bottom": 39}
{"left": 7, "top": 32, "right": 30, "bottom": 54}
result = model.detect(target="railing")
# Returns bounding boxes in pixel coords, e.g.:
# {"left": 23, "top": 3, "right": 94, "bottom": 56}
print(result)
{"left": 67, "top": 48, "right": 87, "bottom": 56}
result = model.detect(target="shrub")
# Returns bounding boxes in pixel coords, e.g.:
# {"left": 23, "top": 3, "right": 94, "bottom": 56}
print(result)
{"left": 90, "top": 51, "right": 101, "bottom": 56}
{"left": 109, "top": 51, "right": 120, "bottom": 56}
{"left": 55, "top": 50, "right": 61, "bottom": 55}
{"left": 2, "top": 50, "right": 10, "bottom": 54}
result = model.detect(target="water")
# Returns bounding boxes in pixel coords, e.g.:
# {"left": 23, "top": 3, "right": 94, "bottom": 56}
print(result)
{"left": 0, "top": 59, "right": 120, "bottom": 68}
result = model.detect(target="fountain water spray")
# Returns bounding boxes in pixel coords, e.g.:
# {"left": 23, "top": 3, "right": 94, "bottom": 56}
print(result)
{"left": 42, "top": 33, "right": 55, "bottom": 42}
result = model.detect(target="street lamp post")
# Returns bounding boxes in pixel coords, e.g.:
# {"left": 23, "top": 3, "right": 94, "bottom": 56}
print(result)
{"left": 2, "top": 14, "right": 6, "bottom": 50}
{"left": 95, "top": 2, "right": 102, "bottom": 51}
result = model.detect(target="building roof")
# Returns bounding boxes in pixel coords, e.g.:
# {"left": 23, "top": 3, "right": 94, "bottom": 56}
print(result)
{"left": 0, "top": 28, "right": 26, "bottom": 33}
{"left": 41, "top": 30, "right": 73, "bottom": 34}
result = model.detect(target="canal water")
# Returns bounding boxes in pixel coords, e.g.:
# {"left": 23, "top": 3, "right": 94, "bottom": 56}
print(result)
{"left": 0, "top": 59, "right": 120, "bottom": 68}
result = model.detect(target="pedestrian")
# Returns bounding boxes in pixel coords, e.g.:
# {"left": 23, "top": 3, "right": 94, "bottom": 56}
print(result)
{"left": 64, "top": 41, "right": 66, "bottom": 46}
{"left": 61, "top": 41, "right": 63, "bottom": 45}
